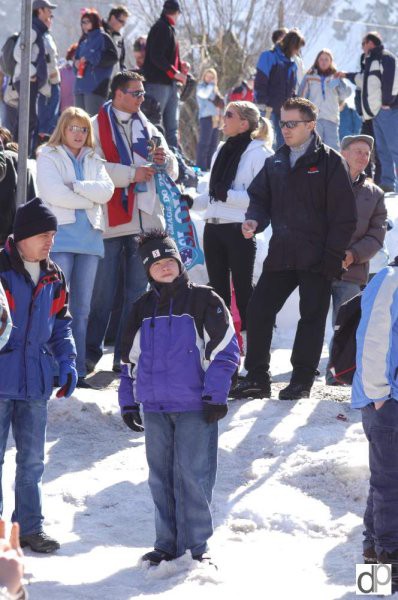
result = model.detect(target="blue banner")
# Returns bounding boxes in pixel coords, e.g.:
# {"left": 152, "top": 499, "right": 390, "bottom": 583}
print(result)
{"left": 155, "top": 172, "right": 204, "bottom": 270}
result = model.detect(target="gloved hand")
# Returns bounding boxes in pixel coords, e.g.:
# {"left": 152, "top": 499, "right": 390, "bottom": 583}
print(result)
{"left": 322, "top": 253, "right": 344, "bottom": 281}
{"left": 214, "top": 182, "right": 229, "bottom": 202}
{"left": 180, "top": 193, "right": 194, "bottom": 209}
{"left": 57, "top": 361, "right": 78, "bottom": 398}
{"left": 203, "top": 400, "right": 228, "bottom": 424}
{"left": 122, "top": 407, "right": 144, "bottom": 432}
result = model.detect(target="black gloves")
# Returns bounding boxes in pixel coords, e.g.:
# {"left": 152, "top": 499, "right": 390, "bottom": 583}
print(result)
{"left": 122, "top": 408, "right": 144, "bottom": 432}
{"left": 180, "top": 193, "right": 194, "bottom": 209}
{"left": 203, "top": 400, "right": 228, "bottom": 424}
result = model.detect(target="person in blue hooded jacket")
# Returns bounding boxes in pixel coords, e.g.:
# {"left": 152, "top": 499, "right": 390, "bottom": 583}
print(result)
{"left": 0, "top": 198, "right": 77, "bottom": 554}
{"left": 74, "top": 8, "right": 118, "bottom": 116}
{"left": 118, "top": 230, "right": 239, "bottom": 567}
{"left": 352, "top": 261, "right": 398, "bottom": 588}
{"left": 254, "top": 29, "right": 305, "bottom": 148}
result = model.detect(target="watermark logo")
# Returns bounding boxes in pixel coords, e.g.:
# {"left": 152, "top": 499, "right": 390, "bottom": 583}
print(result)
{"left": 356, "top": 564, "right": 392, "bottom": 595}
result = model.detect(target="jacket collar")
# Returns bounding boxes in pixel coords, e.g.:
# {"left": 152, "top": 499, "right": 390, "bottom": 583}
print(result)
{"left": 278, "top": 132, "right": 324, "bottom": 167}
{"left": 353, "top": 171, "right": 367, "bottom": 187}
{"left": 33, "top": 16, "right": 48, "bottom": 34}
{"left": 368, "top": 45, "right": 384, "bottom": 60}
{"left": 151, "top": 269, "right": 189, "bottom": 301}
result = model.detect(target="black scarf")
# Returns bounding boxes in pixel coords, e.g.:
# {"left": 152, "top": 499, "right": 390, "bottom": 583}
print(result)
{"left": 209, "top": 131, "right": 252, "bottom": 202}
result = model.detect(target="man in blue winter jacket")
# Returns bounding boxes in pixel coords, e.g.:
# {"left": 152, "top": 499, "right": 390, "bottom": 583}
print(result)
{"left": 352, "top": 260, "right": 398, "bottom": 589}
{"left": 118, "top": 229, "right": 239, "bottom": 566}
{"left": 0, "top": 197, "right": 77, "bottom": 553}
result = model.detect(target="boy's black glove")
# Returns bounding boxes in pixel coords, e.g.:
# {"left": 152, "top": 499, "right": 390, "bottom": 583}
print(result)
{"left": 122, "top": 408, "right": 144, "bottom": 432}
{"left": 180, "top": 193, "right": 194, "bottom": 209}
{"left": 203, "top": 398, "right": 228, "bottom": 423}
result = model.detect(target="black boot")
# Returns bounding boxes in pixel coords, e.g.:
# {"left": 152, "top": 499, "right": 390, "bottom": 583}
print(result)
{"left": 363, "top": 546, "right": 377, "bottom": 564}
{"left": 279, "top": 382, "right": 312, "bottom": 400}
{"left": 20, "top": 531, "right": 60, "bottom": 553}
{"left": 229, "top": 375, "right": 271, "bottom": 400}
{"left": 142, "top": 548, "right": 175, "bottom": 565}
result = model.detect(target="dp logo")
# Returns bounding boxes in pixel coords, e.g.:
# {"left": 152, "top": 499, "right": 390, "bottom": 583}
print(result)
{"left": 356, "top": 564, "right": 392, "bottom": 595}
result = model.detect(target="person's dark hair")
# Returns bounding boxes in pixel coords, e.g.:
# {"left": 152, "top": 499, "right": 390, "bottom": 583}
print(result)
{"left": 108, "top": 5, "right": 130, "bottom": 20}
{"left": 133, "top": 36, "right": 147, "bottom": 52}
{"left": 280, "top": 29, "right": 305, "bottom": 58}
{"left": 32, "top": 8, "right": 39, "bottom": 18}
{"left": 110, "top": 70, "right": 145, "bottom": 98}
{"left": 139, "top": 228, "right": 169, "bottom": 247}
{"left": 283, "top": 97, "right": 318, "bottom": 121}
{"left": 308, "top": 48, "right": 337, "bottom": 76}
{"left": 81, "top": 9, "right": 101, "bottom": 30}
{"left": 272, "top": 28, "right": 288, "bottom": 45}
{"left": 364, "top": 31, "right": 382, "bottom": 46}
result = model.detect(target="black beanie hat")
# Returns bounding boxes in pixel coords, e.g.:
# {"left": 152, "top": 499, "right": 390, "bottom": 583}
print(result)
{"left": 13, "top": 197, "right": 58, "bottom": 243}
{"left": 139, "top": 233, "right": 182, "bottom": 277}
{"left": 163, "top": 0, "right": 181, "bottom": 13}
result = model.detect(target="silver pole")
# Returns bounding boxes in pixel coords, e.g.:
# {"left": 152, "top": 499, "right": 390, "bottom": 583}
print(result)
{"left": 16, "top": 0, "right": 33, "bottom": 207}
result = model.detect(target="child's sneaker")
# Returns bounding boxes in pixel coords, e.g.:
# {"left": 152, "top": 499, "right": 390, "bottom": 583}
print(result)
{"left": 142, "top": 548, "right": 175, "bottom": 565}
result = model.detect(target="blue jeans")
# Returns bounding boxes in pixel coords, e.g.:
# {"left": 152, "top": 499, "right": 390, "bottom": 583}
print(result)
{"left": 271, "top": 111, "right": 284, "bottom": 150}
{"left": 51, "top": 252, "right": 100, "bottom": 377}
{"left": 362, "top": 400, "right": 398, "bottom": 556}
{"left": 145, "top": 82, "right": 179, "bottom": 148}
{"left": 144, "top": 411, "right": 218, "bottom": 557}
{"left": 37, "top": 83, "right": 60, "bottom": 135}
{"left": 373, "top": 108, "right": 398, "bottom": 191}
{"left": 326, "top": 279, "right": 361, "bottom": 383}
{"left": 316, "top": 118, "right": 340, "bottom": 151}
{"left": 0, "top": 399, "right": 47, "bottom": 536}
{"left": 86, "top": 235, "right": 148, "bottom": 367}
{"left": 196, "top": 117, "right": 219, "bottom": 171}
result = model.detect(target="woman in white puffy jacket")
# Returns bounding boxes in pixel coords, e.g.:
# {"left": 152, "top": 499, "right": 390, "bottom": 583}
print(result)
{"left": 193, "top": 101, "right": 273, "bottom": 333}
{"left": 37, "top": 107, "right": 114, "bottom": 386}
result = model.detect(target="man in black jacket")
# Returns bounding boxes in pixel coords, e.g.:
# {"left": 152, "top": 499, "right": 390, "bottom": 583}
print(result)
{"left": 102, "top": 5, "right": 129, "bottom": 77}
{"left": 230, "top": 97, "right": 357, "bottom": 400}
{"left": 143, "top": 0, "right": 189, "bottom": 147}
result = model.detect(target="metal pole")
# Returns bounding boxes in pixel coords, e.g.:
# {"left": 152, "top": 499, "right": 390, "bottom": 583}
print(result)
{"left": 16, "top": 0, "right": 33, "bottom": 207}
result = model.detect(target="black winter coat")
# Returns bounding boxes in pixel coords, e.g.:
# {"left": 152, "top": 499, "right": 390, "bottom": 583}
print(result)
{"left": 246, "top": 134, "right": 357, "bottom": 278}
{"left": 143, "top": 14, "right": 181, "bottom": 85}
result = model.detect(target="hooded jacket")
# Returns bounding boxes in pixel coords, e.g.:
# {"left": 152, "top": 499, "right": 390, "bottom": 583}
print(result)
{"left": 246, "top": 133, "right": 357, "bottom": 278}
{"left": 0, "top": 237, "right": 76, "bottom": 401}
{"left": 254, "top": 44, "right": 298, "bottom": 112}
{"left": 119, "top": 270, "right": 239, "bottom": 413}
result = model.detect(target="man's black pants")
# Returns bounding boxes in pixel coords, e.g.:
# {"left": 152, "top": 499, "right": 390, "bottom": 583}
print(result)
{"left": 245, "top": 269, "right": 332, "bottom": 384}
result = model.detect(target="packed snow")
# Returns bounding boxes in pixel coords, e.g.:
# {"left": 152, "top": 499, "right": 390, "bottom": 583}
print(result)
{"left": 3, "top": 197, "right": 398, "bottom": 599}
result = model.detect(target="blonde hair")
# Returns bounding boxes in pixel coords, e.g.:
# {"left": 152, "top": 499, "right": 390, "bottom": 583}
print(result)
{"left": 227, "top": 101, "right": 274, "bottom": 147}
{"left": 47, "top": 106, "right": 95, "bottom": 149}
{"left": 201, "top": 67, "right": 218, "bottom": 86}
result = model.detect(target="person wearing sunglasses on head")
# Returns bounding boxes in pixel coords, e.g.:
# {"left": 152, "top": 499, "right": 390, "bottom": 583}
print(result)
{"left": 102, "top": 5, "right": 130, "bottom": 79}
{"left": 230, "top": 97, "right": 357, "bottom": 401}
{"left": 193, "top": 101, "right": 273, "bottom": 353}
{"left": 36, "top": 107, "right": 115, "bottom": 388}
{"left": 74, "top": 8, "right": 118, "bottom": 116}
{"left": 86, "top": 71, "right": 178, "bottom": 375}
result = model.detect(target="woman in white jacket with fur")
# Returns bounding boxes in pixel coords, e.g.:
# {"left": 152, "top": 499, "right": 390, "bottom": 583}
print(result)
{"left": 37, "top": 107, "right": 114, "bottom": 386}
{"left": 193, "top": 101, "right": 273, "bottom": 334}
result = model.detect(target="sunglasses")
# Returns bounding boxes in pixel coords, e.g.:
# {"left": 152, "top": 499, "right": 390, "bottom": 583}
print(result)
{"left": 279, "top": 120, "right": 313, "bottom": 129}
{"left": 81, "top": 19, "right": 91, "bottom": 24}
{"left": 122, "top": 89, "right": 145, "bottom": 98}
{"left": 116, "top": 16, "right": 127, "bottom": 25}
{"left": 68, "top": 125, "right": 89, "bottom": 134}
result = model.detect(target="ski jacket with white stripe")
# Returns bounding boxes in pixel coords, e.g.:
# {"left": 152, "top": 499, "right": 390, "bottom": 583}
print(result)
{"left": 352, "top": 264, "right": 398, "bottom": 408}
{"left": 118, "top": 270, "right": 240, "bottom": 413}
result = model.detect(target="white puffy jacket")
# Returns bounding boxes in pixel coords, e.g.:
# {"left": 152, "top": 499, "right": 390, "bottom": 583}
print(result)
{"left": 193, "top": 139, "right": 273, "bottom": 222}
{"left": 36, "top": 145, "right": 115, "bottom": 231}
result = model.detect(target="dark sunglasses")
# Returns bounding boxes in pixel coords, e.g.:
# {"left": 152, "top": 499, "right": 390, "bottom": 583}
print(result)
{"left": 122, "top": 89, "right": 145, "bottom": 98}
{"left": 279, "top": 120, "right": 313, "bottom": 129}
{"left": 68, "top": 125, "right": 89, "bottom": 134}
{"left": 81, "top": 19, "right": 91, "bottom": 25}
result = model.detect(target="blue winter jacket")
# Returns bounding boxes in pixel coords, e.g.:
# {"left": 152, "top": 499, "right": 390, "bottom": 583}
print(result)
{"left": 254, "top": 44, "right": 298, "bottom": 112}
{"left": 0, "top": 237, "right": 76, "bottom": 401}
{"left": 352, "top": 265, "right": 398, "bottom": 408}
{"left": 74, "top": 29, "right": 118, "bottom": 97}
{"left": 118, "top": 270, "right": 240, "bottom": 414}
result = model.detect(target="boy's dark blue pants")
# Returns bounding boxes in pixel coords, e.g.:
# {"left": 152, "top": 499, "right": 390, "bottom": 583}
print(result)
{"left": 362, "top": 399, "right": 398, "bottom": 556}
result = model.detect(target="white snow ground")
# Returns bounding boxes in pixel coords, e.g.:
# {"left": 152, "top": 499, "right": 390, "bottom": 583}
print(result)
{"left": 3, "top": 195, "right": 398, "bottom": 599}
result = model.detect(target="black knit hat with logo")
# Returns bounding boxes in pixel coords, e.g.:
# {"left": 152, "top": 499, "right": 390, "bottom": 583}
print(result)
{"left": 139, "top": 229, "right": 182, "bottom": 277}
{"left": 13, "top": 197, "right": 58, "bottom": 242}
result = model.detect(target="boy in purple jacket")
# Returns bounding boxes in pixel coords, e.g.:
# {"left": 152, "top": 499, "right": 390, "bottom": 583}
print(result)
{"left": 119, "top": 230, "right": 239, "bottom": 566}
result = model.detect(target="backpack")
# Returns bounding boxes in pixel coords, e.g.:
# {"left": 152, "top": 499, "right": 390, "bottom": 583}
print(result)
{"left": 329, "top": 293, "right": 362, "bottom": 384}
{"left": 0, "top": 33, "right": 19, "bottom": 78}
